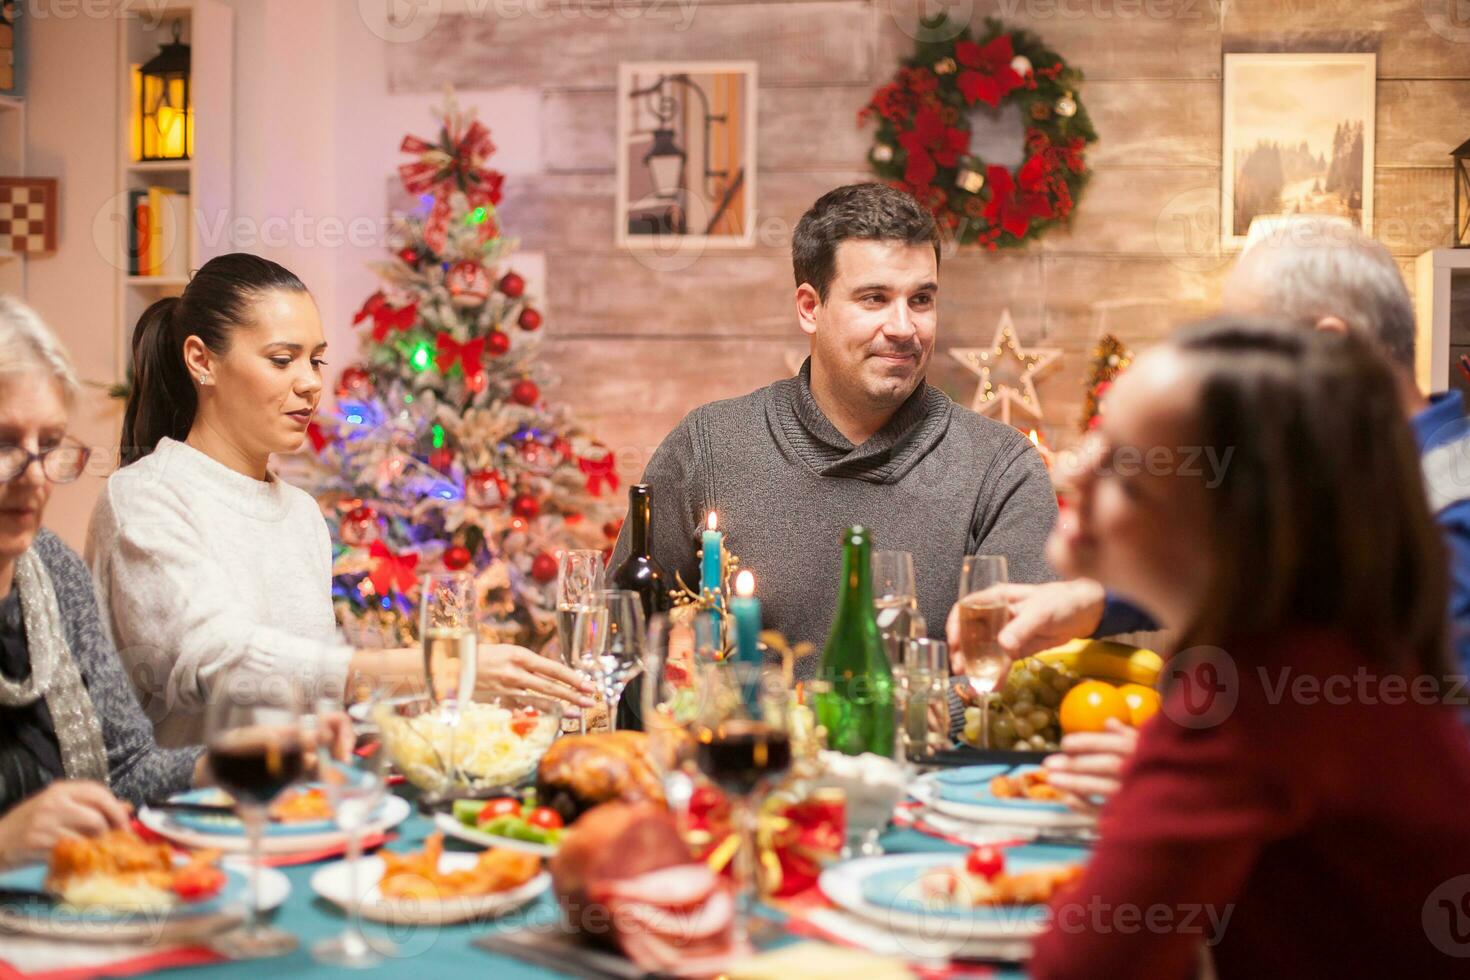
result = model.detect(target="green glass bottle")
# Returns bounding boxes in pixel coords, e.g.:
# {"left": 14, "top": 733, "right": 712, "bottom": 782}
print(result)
{"left": 815, "top": 526, "right": 895, "bottom": 756}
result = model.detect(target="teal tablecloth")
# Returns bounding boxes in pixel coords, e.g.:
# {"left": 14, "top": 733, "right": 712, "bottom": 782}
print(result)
{"left": 159, "top": 801, "right": 1018, "bottom": 980}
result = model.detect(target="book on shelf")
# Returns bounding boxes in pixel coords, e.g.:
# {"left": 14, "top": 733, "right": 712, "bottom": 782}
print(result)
{"left": 129, "top": 185, "right": 189, "bottom": 279}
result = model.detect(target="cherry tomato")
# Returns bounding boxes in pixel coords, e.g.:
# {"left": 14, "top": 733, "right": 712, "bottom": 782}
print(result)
{"left": 526, "top": 806, "right": 564, "bottom": 830}
{"left": 172, "top": 865, "right": 226, "bottom": 902}
{"left": 965, "top": 845, "right": 1005, "bottom": 881}
{"left": 478, "top": 797, "right": 521, "bottom": 822}
{"left": 510, "top": 708, "right": 540, "bottom": 737}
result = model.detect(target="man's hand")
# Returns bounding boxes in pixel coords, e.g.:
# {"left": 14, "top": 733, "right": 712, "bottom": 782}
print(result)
{"left": 0, "top": 781, "right": 132, "bottom": 865}
{"left": 476, "top": 644, "right": 596, "bottom": 707}
{"left": 946, "top": 579, "right": 1109, "bottom": 666}
{"left": 1041, "top": 718, "right": 1139, "bottom": 815}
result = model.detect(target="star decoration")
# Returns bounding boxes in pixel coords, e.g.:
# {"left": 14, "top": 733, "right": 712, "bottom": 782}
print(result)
{"left": 949, "top": 310, "right": 1062, "bottom": 427}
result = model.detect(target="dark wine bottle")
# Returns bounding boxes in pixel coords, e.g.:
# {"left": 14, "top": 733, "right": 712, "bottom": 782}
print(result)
{"left": 611, "top": 484, "right": 672, "bottom": 618}
{"left": 611, "top": 484, "right": 671, "bottom": 732}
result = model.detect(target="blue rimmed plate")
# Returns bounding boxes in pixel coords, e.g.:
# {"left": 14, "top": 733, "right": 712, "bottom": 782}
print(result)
{"left": 912, "top": 766, "right": 1096, "bottom": 829}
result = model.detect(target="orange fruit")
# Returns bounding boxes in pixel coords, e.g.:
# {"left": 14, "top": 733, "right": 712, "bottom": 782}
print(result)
{"left": 1059, "top": 680, "right": 1131, "bottom": 735}
{"left": 1117, "top": 683, "right": 1161, "bottom": 727}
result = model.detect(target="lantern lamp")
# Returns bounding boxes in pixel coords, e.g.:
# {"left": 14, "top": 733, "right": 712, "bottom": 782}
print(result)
{"left": 138, "top": 20, "right": 191, "bottom": 161}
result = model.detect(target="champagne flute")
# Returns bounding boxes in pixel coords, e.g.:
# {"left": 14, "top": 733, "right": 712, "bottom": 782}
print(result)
{"left": 957, "top": 555, "right": 1009, "bottom": 749}
{"left": 578, "top": 589, "right": 645, "bottom": 731}
{"left": 566, "top": 596, "right": 609, "bottom": 734}
{"left": 556, "top": 549, "right": 605, "bottom": 733}
{"left": 205, "top": 677, "right": 307, "bottom": 959}
{"left": 310, "top": 693, "right": 393, "bottom": 967}
{"left": 421, "top": 572, "right": 476, "bottom": 713}
{"left": 693, "top": 666, "right": 792, "bottom": 945}
{"left": 642, "top": 614, "right": 701, "bottom": 833}
{"left": 901, "top": 638, "right": 950, "bottom": 763}
{"left": 872, "top": 550, "right": 924, "bottom": 643}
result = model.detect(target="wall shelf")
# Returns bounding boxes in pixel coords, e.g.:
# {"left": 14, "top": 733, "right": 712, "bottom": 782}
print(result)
{"left": 1414, "top": 248, "right": 1470, "bottom": 394}
{"left": 127, "top": 160, "right": 193, "bottom": 174}
{"left": 126, "top": 275, "right": 191, "bottom": 286}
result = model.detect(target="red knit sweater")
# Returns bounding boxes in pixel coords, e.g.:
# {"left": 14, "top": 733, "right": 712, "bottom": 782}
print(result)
{"left": 1029, "top": 627, "right": 1470, "bottom": 979}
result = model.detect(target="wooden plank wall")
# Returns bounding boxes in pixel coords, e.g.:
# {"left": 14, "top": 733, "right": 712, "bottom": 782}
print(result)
{"left": 386, "top": 0, "right": 1470, "bottom": 475}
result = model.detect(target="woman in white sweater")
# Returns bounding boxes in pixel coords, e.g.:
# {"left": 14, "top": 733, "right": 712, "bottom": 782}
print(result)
{"left": 87, "top": 253, "right": 592, "bottom": 746}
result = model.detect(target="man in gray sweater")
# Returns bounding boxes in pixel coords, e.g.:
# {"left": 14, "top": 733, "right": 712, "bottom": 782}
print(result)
{"left": 610, "top": 183, "right": 1057, "bottom": 678}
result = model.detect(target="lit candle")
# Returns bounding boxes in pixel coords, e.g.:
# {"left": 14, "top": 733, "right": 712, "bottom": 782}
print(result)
{"left": 730, "top": 570, "right": 762, "bottom": 712}
{"left": 701, "top": 511, "right": 723, "bottom": 597}
{"left": 1028, "top": 428, "right": 1056, "bottom": 472}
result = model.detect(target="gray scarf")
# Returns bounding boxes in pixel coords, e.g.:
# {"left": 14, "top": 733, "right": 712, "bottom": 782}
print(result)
{"left": 0, "top": 548, "right": 108, "bottom": 782}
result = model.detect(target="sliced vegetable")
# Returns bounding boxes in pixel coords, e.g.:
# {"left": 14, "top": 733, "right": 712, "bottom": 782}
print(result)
{"left": 965, "top": 845, "right": 1005, "bottom": 881}
{"left": 477, "top": 797, "right": 521, "bottom": 824}
{"left": 171, "top": 864, "right": 226, "bottom": 902}
{"left": 526, "top": 806, "right": 564, "bottom": 831}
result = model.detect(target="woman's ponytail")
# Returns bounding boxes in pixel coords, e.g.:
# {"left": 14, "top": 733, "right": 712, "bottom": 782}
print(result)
{"left": 117, "top": 253, "right": 308, "bottom": 466}
{"left": 120, "top": 295, "right": 191, "bottom": 465}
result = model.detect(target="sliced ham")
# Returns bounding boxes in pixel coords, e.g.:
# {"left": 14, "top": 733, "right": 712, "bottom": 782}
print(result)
{"left": 591, "top": 862, "right": 718, "bottom": 909}
{"left": 607, "top": 884, "right": 734, "bottom": 942}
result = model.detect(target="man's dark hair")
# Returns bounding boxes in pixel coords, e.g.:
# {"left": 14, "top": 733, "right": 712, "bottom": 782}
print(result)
{"left": 792, "top": 183, "right": 941, "bottom": 302}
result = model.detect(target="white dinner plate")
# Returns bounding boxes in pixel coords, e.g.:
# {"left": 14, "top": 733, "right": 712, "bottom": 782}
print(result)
{"left": 911, "top": 771, "right": 1096, "bottom": 831}
{"left": 138, "top": 794, "right": 411, "bottom": 855}
{"left": 431, "top": 811, "right": 558, "bottom": 858}
{"left": 0, "top": 861, "right": 289, "bottom": 944}
{"left": 310, "top": 852, "right": 549, "bottom": 926}
{"left": 818, "top": 849, "right": 1083, "bottom": 958}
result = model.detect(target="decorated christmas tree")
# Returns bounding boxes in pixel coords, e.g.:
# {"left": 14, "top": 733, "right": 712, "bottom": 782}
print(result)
{"left": 290, "top": 92, "right": 621, "bottom": 649}
{"left": 1079, "top": 333, "right": 1132, "bottom": 432}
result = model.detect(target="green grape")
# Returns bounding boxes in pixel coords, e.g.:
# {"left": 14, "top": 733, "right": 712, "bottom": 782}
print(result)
{"left": 1037, "top": 684, "right": 1062, "bottom": 708}
{"left": 1008, "top": 669, "right": 1034, "bottom": 693}
{"left": 1013, "top": 718, "right": 1036, "bottom": 739}
{"left": 1052, "top": 673, "right": 1075, "bottom": 692}
{"left": 963, "top": 723, "right": 982, "bottom": 744}
{"left": 990, "top": 716, "right": 1016, "bottom": 745}
{"left": 1027, "top": 708, "right": 1051, "bottom": 730}
{"left": 1038, "top": 663, "right": 1059, "bottom": 684}
{"left": 964, "top": 707, "right": 981, "bottom": 726}
{"left": 1029, "top": 734, "right": 1048, "bottom": 750}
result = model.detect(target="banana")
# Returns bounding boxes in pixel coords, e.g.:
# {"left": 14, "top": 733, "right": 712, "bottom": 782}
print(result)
{"left": 1032, "top": 638, "right": 1163, "bottom": 688}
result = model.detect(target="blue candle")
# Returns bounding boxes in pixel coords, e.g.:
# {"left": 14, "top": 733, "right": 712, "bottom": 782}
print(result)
{"left": 730, "top": 570, "right": 762, "bottom": 713}
{"left": 701, "top": 511, "right": 724, "bottom": 648}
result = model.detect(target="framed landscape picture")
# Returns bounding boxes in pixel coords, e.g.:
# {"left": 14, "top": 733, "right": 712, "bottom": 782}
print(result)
{"left": 616, "top": 61, "right": 757, "bottom": 249}
{"left": 1221, "top": 52, "right": 1375, "bottom": 247}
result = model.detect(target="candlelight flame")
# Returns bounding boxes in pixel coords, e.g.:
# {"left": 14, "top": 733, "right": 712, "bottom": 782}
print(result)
{"left": 735, "top": 570, "right": 755, "bottom": 597}
{"left": 706, "top": 511, "right": 719, "bottom": 532}
{"left": 1028, "top": 429, "right": 1041, "bottom": 447}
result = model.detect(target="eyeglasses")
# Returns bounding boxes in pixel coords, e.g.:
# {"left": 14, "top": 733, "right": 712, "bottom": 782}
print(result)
{"left": 0, "top": 440, "right": 92, "bottom": 484}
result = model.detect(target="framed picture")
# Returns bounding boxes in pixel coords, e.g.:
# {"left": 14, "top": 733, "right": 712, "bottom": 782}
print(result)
{"left": 0, "top": 0, "right": 22, "bottom": 97}
{"left": 1221, "top": 52, "right": 1375, "bottom": 247}
{"left": 616, "top": 61, "right": 757, "bottom": 249}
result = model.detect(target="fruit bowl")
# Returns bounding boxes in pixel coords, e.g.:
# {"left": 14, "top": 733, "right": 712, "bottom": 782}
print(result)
{"left": 374, "top": 694, "right": 562, "bottom": 796}
{"left": 960, "top": 640, "right": 1162, "bottom": 752}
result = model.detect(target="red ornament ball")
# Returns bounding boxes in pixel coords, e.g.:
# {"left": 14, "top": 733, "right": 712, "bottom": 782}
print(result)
{"left": 397, "top": 247, "right": 419, "bottom": 266}
{"left": 530, "top": 552, "right": 558, "bottom": 583}
{"left": 335, "top": 364, "right": 372, "bottom": 399}
{"left": 465, "top": 371, "right": 487, "bottom": 394}
{"left": 498, "top": 271, "right": 525, "bottom": 299}
{"left": 602, "top": 518, "right": 624, "bottom": 540}
{"left": 520, "top": 441, "right": 553, "bottom": 472}
{"left": 428, "top": 447, "right": 454, "bottom": 472}
{"left": 486, "top": 331, "right": 511, "bottom": 357}
{"left": 517, "top": 307, "right": 542, "bottom": 331}
{"left": 510, "top": 379, "right": 540, "bottom": 406}
{"left": 340, "top": 505, "right": 379, "bottom": 547}
{"left": 465, "top": 469, "right": 509, "bottom": 508}
{"left": 551, "top": 436, "right": 573, "bottom": 459}
{"left": 444, "top": 545, "right": 472, "bottom": 570}
{"left": 511, "top": 493, "right": 541, "bottom": 520}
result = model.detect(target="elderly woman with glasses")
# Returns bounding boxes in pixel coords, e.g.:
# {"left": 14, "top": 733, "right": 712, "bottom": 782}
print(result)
{"left": 0, "top": 296, "right": 205, "bottom": 865}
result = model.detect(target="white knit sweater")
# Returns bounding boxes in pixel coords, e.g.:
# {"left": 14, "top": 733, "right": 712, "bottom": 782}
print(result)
{"left": 85, "top": 438, "right": 352, "bottom": 747}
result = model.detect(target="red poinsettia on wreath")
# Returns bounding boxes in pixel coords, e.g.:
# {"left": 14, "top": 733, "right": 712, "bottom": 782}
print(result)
{"left": 861, "top": 15, "right": 1098, "bottom": 250}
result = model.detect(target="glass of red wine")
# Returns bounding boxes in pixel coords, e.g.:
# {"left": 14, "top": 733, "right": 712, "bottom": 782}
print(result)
{"left": 205, "top": 677, "right": 307, "bottom": 959}
{"left": 693, "top": 664, "right": 792, "bottom": 944}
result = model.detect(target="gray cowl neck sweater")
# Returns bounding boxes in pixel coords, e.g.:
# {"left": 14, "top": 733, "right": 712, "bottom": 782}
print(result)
{"left": 611, "top": 360, "right": 1058, "bottom": 678}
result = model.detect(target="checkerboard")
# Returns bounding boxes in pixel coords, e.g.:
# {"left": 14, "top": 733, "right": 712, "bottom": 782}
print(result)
{"left": 0, "top": 178, "right": 58, "bottom": 254}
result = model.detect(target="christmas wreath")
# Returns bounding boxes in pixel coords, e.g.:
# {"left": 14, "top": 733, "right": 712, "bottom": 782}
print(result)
{"left": 861, "top": 15, "right": 1098, "bottom": 249}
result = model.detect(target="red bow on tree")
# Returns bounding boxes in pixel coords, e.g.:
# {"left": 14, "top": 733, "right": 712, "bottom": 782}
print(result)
{"left": 955, "top": 34, "right": 1024, "bottom": 108}
{"left": 897, "top": 105, "right": 968, "bottom": 188}
{"left": 984, "top": 161, "right": 1053, "bottom": 238}
{"left": 354, "top": 292, "right": 419, "bottom": 343}
{"left": 578, "top": 452, "right": 619, "bottom": 497}
{"left": 434, "top": 332, "right": 486, "bottom": 381}
{"left": 305, "top": 421, "right": 329, "bottom": 453}
{"left": 368, "top": 541, "right": 419, "bottom": 595}
{"left": 399, "top": 98, "right": 506, "bottom": 255}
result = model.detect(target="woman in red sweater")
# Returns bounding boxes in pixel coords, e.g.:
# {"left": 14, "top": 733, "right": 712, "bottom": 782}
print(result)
{"left": 1028, "top": 317, "right": 1470, "bottom": 979}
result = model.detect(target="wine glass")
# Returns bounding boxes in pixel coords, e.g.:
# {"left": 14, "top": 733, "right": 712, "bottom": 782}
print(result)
{"left": 420, "top": 571, "right": 476, "bottom": 713}
{"left": 310, "top": 693, "right": 393, "bottom": 967}
{"left": 575, "top": 589, "right": 645, "bottom": 732}
{"left": 872, "top": 550, "right": 924, "bottom": 644}
{"left": 957, "top": 555, "right": 1009, "bottom": 748}
{"left": 642, "top": 614, "right": 701, "bottom": 832}
{"left": 693, "top": 664, "right": 792, "bottom": 945}
{"left": 900, "top": 638, "right": 949, "bottom": 763}
{"left": 205, "top": 677, "right": 307, "bottom": 959}
{"left": 556, "top": 549, "right": 606, "bottom": 733}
